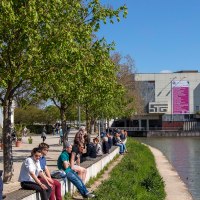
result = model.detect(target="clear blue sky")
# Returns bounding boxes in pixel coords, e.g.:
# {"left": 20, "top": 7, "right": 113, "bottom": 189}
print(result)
{"left": 98, "top": 0, "right": 200, "bottom": 73}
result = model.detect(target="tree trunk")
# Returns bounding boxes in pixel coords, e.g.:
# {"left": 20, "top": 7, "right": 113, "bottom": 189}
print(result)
{"left": 3, "top": 99, "right": 13, "bottom": 182}
{"left": 90, "top": 118, "right": 95, "bottom": 135}
{"left": 107, "top": 119, "right": 110, "bottom": 130}
{"left": 94, "top": 119, "right": 97, "bottom": 133}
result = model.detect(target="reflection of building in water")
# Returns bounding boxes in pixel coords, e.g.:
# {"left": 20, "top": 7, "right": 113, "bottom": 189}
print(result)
{"left": 113, "top": 70, "right": 200, "bottom": 131}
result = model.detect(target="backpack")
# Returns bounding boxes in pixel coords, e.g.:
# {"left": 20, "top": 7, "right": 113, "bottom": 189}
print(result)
{"left": 87, "top": 142, "right": 97, "bottom": 158}
{"left": 51, "top": 170, "right": 66, "bottom": 179}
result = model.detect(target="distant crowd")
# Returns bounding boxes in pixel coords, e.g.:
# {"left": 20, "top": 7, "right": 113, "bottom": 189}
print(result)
{"left": 18, "top": 127, "right": 128, "bottom": 200}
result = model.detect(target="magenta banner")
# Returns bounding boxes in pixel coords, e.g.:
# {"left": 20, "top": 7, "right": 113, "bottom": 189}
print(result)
{"left": 172, "top": 80, "right": 189, "bottom": 114}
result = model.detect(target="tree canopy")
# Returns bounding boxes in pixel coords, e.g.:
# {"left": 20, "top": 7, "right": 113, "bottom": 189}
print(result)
{"left": 0, "top": 0, "right": 128, "bottom": 181}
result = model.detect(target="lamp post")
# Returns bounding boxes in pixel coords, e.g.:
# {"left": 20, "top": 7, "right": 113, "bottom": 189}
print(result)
{"left": 78, "top": 106, "right": 81, "bottom": 129}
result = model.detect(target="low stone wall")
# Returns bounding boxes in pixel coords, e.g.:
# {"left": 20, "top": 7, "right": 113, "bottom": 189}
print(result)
{"left": 5, "top": 146, "right": 120, "bottom": 200}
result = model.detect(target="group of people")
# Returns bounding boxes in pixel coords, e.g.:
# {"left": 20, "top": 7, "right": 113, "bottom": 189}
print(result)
{"left": 18, "top": 127, "right": 127, "bottom": 200}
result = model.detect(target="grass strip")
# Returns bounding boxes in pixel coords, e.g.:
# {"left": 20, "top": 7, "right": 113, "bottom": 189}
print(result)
{"left": 94, "top": 138, "right": 166, "bottom": 200}
{"left": 63, "top": 154, "right": 120, "bottom": 199}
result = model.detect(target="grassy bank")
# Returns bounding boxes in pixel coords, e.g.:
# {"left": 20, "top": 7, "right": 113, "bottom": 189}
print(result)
{"left": 94, "top": 138, "right": 166, "bottom": 200}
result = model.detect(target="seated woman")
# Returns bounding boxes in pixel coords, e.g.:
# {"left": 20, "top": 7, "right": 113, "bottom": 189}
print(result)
{"left": 70, "top": 143, "right": 87, "bottom": 183}
{"left": 93, "top": 137, "right": 103, "bottom": 156}
{"left": 18, "top": 147, "right": 52, "bottom": 200}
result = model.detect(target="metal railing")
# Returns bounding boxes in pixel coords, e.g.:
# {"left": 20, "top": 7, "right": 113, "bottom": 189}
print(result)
{"left": 109, "top": 127, "right": 184, "bottom": 131}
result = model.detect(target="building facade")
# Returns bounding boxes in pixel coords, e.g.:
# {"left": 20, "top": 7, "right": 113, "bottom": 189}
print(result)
{"left": 114, "top": 70, "right": 200, "bottom": 131}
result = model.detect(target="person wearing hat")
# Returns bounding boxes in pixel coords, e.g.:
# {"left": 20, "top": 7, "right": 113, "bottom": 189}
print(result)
{"left": 57, "top": 142, "right": 95, "bottom": 199}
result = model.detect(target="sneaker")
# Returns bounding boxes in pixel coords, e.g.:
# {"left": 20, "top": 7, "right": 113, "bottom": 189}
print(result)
{"left": 85, "top": 193, "right": 96, "bottom": 198}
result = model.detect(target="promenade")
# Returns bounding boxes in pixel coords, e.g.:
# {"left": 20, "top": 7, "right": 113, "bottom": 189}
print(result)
{"left": 148, "top": 145, "right": 193, "bottom": 200}
{"left": 0, "top": 136, "right": 194, "bottom": 200}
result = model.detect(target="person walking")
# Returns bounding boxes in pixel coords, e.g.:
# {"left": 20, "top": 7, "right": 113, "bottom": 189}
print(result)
{"left": 41, "top": 126, "right": 47, "bottom": 142}
{"left": 58, "top": 126, "right": 63, "bottom": 145}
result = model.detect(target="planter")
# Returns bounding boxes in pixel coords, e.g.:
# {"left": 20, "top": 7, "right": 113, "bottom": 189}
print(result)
{"left": 28, "top": 139, "right": 33, "bottom": 144}
{"left": 15, "top": 140, "right": 21, "bottom": 147}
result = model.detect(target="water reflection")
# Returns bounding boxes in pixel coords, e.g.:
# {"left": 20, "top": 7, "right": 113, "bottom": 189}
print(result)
{"left": 135, "top": 137, "right": 200, "bottom": 200}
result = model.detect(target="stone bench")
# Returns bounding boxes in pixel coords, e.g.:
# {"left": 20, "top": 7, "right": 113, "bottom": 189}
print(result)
{"left": 4, "top": 146, "right": 120, "bottom": 200}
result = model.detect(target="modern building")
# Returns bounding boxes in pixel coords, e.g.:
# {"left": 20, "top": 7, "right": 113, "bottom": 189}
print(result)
{"left": 114, "top": 70, "right": 200, "bottom": 132}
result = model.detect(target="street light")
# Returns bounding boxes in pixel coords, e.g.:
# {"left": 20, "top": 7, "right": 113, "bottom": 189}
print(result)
{"left": 78, "top": 106, "right": 81, "bottom": 129}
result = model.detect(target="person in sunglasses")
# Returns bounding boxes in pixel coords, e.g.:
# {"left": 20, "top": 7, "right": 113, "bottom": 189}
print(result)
{"left": 38, "top": 143, "right": 62, "bottom": 200}
{"left": 18, "top": 147, "right": 52, "bottom": 200}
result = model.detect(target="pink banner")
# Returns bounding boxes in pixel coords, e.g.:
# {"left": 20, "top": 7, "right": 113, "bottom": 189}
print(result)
{"left": 172, "top": 80, "right": 189, "bottom": 114}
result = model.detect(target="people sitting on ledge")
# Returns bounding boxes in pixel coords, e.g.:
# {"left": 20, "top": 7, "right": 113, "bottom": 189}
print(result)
{"left": 57, "top": 142, "right": 95, "bottom": 199}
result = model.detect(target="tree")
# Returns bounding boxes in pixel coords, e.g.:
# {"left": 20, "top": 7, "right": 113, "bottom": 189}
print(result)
{"left": 36, "top": 1, "right": 128, "bottom": 144}
{"left": 112, "top": 53, "right": 144, "bottom": 117}
{"left": 0, "top": 0, "right": 45, "bottom": 181}
{"left": 0, "top": 0, "right": 127, "bottom": 181}
{"left": 75, "top": 40, "right": 125, "bottom": 134}
{"left": 14, "top": 105, "right": 59, "bottom": 125}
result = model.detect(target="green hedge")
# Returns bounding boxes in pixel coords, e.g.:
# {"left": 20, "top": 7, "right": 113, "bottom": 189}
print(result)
{"left": 26, "top": 125, "right": 53, "bottom": 135}
{"left": 94, "top": 138, "right": 166, "bottom": 200}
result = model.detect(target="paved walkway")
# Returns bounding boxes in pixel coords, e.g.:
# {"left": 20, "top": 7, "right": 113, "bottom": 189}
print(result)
{"left": 0, "top": 134, "right": 77, "bottom": 194}
{"left": 148, "top": 145, "right": 194, "bottom": 200}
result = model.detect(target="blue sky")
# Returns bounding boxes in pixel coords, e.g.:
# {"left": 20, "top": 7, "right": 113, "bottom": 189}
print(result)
{"left": 98, "top": 0, "right": 200, "bottom": 73}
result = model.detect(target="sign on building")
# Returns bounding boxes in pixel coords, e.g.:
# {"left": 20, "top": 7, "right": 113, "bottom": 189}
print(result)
{"left": 172, "top": 80, "right": 189, "bottom": 114}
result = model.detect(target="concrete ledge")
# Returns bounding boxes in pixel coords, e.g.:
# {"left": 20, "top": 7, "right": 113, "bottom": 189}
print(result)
{"left": 5, "top": 146, "right": 120, "bottom": 200}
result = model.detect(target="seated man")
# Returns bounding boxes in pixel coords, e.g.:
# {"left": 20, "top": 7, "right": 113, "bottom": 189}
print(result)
{"left": 106, "top": 132, "right": 113, "bottom": 150}
{"left": 38, "top": 143, "right": 62, "bottom": 200}
{"left": 57, "top": 142, "right": 95, "bottom": 199}
{"left": 70, "top": 143, "right": 87, "bottom": 183}
{"left": 102, "top": 137, "right": 109, "bottom": 154}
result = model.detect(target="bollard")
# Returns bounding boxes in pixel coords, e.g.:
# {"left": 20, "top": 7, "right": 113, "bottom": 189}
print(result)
{"left": 0, "top": 170, "right": 3, "bottom": 200}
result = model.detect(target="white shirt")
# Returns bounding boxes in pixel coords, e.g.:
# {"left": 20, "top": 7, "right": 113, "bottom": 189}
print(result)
{"left": 18, "top": 157, "right": 42, "bottom": 182}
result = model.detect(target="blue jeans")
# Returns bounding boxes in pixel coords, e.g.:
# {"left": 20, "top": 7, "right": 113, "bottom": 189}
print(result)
{"left": 116, "top": 143, "right": 125, "bottom": 153}
{"left": 66, "top": 170, "right": 89, "bottom": 197}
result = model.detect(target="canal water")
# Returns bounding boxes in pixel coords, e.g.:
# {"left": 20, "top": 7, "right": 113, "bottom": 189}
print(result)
{"left": 135, "top": 137, "right": 200, "bottom": 200}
